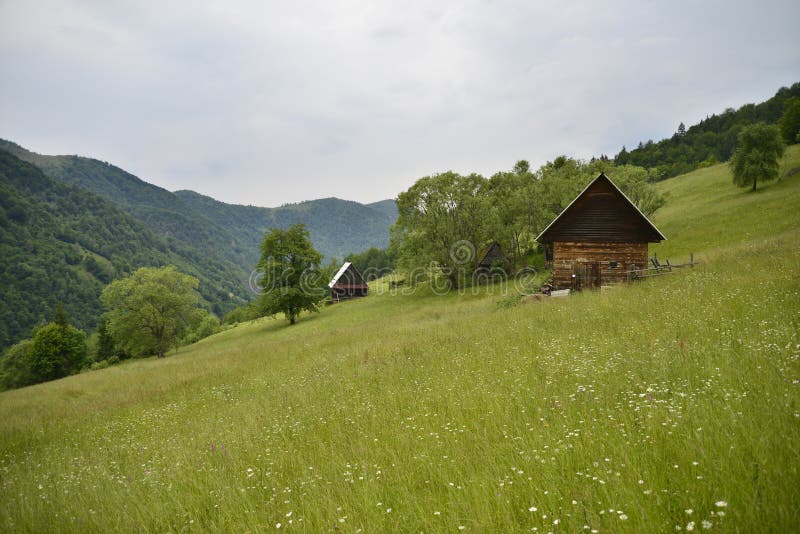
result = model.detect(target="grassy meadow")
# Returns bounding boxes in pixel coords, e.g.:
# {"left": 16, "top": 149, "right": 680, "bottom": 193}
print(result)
{"left": 1, "top": 149, "right": 799, "bottom": 532}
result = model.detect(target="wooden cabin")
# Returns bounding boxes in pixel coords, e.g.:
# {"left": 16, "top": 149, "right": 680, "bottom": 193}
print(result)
{"left": 536, "top": 173, "right": 665, "bottom": 290}
{"left": 475, "top": 241, "right": 509, "bottom": 272}
{"left": 328, "top": 262, "right": 369, "bottom": 301}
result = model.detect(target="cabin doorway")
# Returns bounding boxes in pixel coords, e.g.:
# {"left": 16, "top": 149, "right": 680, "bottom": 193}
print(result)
{"left": 572, "top": 262, "right": 601, "bottom": 290}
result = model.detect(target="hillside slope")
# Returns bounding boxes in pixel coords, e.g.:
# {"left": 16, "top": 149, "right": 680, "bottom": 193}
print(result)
{"left": 173, "top": 191, "right": 395, "bottom": 263}
{"left": 0, "top": 150, "right": 248, "bottom": 347}
{"left": 0, "top": 139, "right": 396, "bottom": 262}
{"left": 0, "top": 152, "right": 798, "bottom": 532}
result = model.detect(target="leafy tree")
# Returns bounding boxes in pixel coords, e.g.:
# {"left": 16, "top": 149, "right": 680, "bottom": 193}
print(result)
{"left": 778, "top": 97, "right": 800, "bottom": 144}
{"left": 0, "top": 339, "right": 35, "bottom": 390}
{"left": 730, "top": 123, "right": 785, "bottom": 192}
{"left": 28, "top": 321, "right": 87, "bottom": 382}
{"left": 181, "top": 309, "right": 221, "bottom": 345}
{"left": 101, "top": 266, "right": 200, "bottom": 357}
{"left": 394, "top": 171, "right": 488, "bottom": 286}
{"left": 257, "top": 224, "right": 325, "bottom": 325}
{"left": 677, "top": 122, "right": 687, "bottom": 137}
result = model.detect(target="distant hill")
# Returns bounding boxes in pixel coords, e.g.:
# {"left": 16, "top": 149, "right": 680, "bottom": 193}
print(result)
{"left": 0, "top": 149, "right": 249, "bottom": 349}
{"left": 613, "top": 81, "right": 800, "bottom": 178}
{"left": 173, "top": 191, "right": 396, "bottom": 265}
{"left": 0, "top": 139, "right": 396, "bottom": 263}
{"left": 365, "top": 199, "right": 399, "bottom": 220}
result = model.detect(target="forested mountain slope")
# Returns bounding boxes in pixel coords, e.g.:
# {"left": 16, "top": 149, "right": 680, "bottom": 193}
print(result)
{"left": 0, "top": 150, "right": 248, "bottom": 349}
{"left": 613, "top": 81, "right": 800, "bottom": 178}
{"left": 0, "top": 140, "right": 396, "bottom": 263}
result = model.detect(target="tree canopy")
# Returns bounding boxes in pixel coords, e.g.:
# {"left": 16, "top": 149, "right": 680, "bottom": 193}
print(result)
{"left": 730, "top": 123, "right": 785, "bottom": 192}
{"left": 257, "top": 224, "right": 325, "bottom": 325}
{"left": 779, "top": 97, "right": 800, "bottom": 145}
{"left": 101, "top": 266, "right": 201, "bottom": 358}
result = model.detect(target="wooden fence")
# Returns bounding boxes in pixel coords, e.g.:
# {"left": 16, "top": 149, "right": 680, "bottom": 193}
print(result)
{"left": 625, "top": 253, "right": 698, "bottom": 281}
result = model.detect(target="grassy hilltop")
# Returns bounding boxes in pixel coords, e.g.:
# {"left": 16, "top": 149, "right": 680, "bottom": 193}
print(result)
{"left": 1, "top": 147, "right": 799, "bottom": 532}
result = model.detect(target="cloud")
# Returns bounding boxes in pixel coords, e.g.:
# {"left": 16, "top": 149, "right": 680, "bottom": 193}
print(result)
{"left": 1, "top": 0, "right": 798, "bottom": 206}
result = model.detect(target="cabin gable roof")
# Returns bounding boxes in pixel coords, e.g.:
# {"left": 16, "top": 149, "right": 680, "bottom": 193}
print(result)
{"left": 536, "top": 173, "right": 666, "bottom": 244}
{"left": 328, "top": 262, "right": 368, "bottom": 288}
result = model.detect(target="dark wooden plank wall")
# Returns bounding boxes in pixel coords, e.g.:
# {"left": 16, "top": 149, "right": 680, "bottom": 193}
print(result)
{"left": 552, "top": 241, "right": 648, "bottom": 289}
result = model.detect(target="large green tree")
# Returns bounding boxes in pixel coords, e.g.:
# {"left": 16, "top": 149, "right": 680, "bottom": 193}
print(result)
{"left": 101, "top": 266, "right": 200, "bottom": 358}
{"left": 730, "top": 123, "right": 785, "bottom": 192}
{"left": 257, "top": 224, "right": 325, "bottom": 325}
{"left": 394, "top": 171, "right": 488, "bottom": 286}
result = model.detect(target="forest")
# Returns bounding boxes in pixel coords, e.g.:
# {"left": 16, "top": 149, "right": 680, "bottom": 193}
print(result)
{"left": 613, "top": 82, "right": 800, "bottom": 179}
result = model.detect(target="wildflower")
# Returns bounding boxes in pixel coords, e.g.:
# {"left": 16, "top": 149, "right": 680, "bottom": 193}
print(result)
{"left": 275, "top": 523, "right": 281, "bottom": 529}
{"left": 702, "top": 520, "right": 712, "bottom": 529}
{"left": 619, "top": 514, "right": 628, "bottom": 520}
{"left": 685, "top": 509, "right": 693, "bottom": 515}
{"left": 714, "top": 501, "right": 727, "bottom": 508}
{"left": 686, "top": 521, "right": 695, "bottom": 531}
{"left": 529, "top": 506, "right": 538, "bottom": 512}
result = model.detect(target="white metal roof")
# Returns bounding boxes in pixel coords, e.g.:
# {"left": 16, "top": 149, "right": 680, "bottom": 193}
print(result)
{"left": 328, "top": 261, "right": 352, "bottom": 288}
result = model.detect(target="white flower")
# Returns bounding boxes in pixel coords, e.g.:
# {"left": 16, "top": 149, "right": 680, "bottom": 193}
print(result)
{"left": 686, "top": 521, "right": 695, "bottom": 531}
{"left": 714, "top": 501, "right": 727, "bottom": 508}
{"left": 685, "top": 509, "right": 693, "bottom": 515}
{"left": 433, "top": 511, "right": 440, "bottom": 516}
{"left": 529, "top": 506, "right": 538, "bottom": 512}
{"left": 702, "top": 520, "right": 712, "bottom": 529}
{"left": 275, "top": 523, "right": 281, "bottom": 529}
{"left": 619, "top": 514, "right": 628, "bottom": 520}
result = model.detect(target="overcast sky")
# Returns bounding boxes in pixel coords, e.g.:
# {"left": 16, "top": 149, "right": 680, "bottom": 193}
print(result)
{"left": 1, "top": 1, "right": 798, "bottom": 207}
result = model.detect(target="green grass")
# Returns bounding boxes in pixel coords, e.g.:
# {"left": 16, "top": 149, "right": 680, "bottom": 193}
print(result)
{"left": 1, "top": 151, "right": 800, "bottom": 532}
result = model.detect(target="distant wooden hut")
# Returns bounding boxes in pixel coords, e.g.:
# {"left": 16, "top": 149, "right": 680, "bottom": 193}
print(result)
{"left": 475, "top": 241, "right": 509, "bottom": 272}
{"left": 328, "top": 262, "right": 368, "bottom": 301}
{"left": 536, "top": 173, "right": 665, "bottom": 290}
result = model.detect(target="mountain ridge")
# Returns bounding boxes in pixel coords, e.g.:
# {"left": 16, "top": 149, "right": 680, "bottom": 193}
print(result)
{"left": 0, "top": 139, "right": 397, "bottom": 263}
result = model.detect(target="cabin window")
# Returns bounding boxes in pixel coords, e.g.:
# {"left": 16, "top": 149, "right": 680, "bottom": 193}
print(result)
{"left": 609, "top": 261, "right": 618, "bottom": 269}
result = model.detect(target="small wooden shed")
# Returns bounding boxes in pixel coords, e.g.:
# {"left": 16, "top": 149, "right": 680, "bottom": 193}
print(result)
{"left": 328, "top": 261, "right": 369, "bottom": 301}
{"left": 475, "top": 242, "right": 509, "bottom": 272}
{"left": 536, "top": 173, "right": 665, "bottom": 290}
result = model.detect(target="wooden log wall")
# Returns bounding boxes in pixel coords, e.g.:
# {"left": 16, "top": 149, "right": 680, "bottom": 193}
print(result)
{"left": 552, "top": 241, "right": 648, "bottom": 289}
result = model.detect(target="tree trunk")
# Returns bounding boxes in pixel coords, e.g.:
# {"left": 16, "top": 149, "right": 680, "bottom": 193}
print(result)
{"left": 157, "top": 350, "right": 164, "bottom": 358}
{"left": 752, "top": 177, "right": 757, "bottom": 192}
